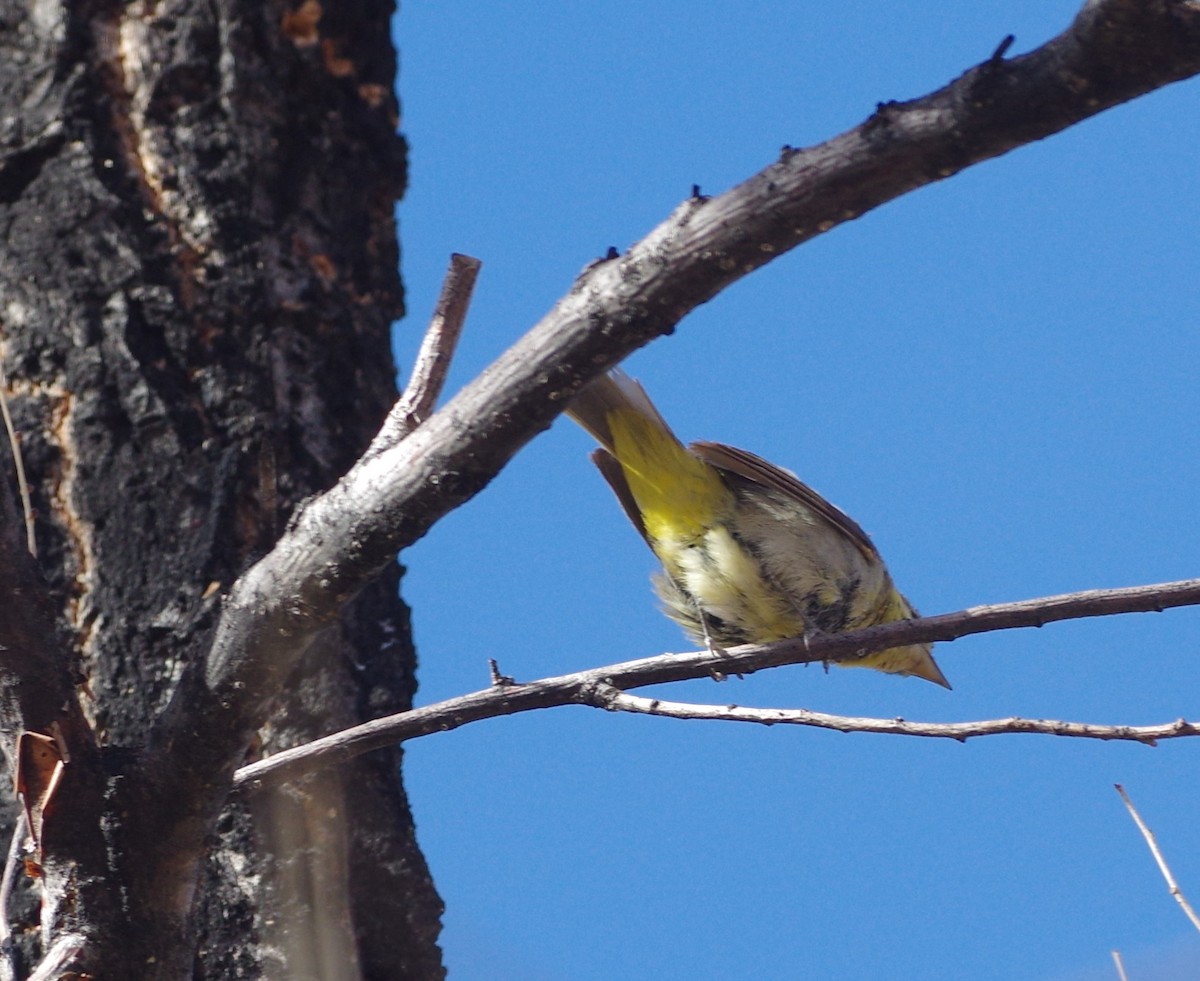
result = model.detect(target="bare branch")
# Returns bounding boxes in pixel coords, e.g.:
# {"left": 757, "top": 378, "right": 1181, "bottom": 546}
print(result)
{"left": 365, "top": 253, "right": 481, "bottom": 458}
{"left": 230, "top": 0, "right": 1200, "bottom": 586}
{"left": 583, "top": 686, "right": 1199, "bottom": 743}
{"left": 816, "top": 578, "right": 1200, "bottom": 660}
{"left": 1115, "top": 784, "right": 1200, "bottom": 934}
{"left": 233, "top": 577, "right": 1200, "bottom": 788}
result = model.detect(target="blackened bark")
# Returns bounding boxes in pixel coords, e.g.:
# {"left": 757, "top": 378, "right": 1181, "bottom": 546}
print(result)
{"left": 0, "top": 0, "right": 442, "bottom": 977}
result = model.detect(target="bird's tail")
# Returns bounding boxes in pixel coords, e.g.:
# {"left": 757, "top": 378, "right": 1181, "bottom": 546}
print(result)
{"left": 564, "top": 368, "right": 679, "bottom": 454}
{"left": 565, "top": 369, "right": 729, "bottom": 547}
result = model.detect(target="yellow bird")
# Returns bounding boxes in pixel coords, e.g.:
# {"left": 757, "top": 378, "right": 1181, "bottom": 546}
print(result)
{"left": 566, "top": 368, "right": 948, "bottom": 687}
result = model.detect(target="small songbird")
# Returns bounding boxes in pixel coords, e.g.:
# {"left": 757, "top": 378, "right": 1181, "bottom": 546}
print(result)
{"left": 566, "top": 368, "right": 948, "bottom": 687}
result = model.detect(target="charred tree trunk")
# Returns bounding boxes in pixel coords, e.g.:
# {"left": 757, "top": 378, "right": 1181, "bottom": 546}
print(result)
{"left": 0, "top": 0, "right": 443, "bottom": 977}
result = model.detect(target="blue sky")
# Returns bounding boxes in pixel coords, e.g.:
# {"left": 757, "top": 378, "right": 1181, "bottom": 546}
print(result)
{"left": 391, "top": 3, "right": 1200, "bottom": 979}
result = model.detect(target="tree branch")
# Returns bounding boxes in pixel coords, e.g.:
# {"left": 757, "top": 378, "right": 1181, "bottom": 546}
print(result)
{"left": 233, "top": 577, "right": 1200, "bottom": 788}
{"left": 584, "top": 686, "right": 1198, "bottom": 744}
{"left": 356, "top": 0, "right": 1200, "bottom": 561}
{"left": 1115, "top": 784, "right": 1200, "bottom": 933}
{"left": 365, "top": 253, "right": 481, "bottom": 459}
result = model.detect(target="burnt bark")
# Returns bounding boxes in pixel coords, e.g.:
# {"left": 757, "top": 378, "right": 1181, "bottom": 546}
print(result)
{"left": 0, "top": 1, "right": 442, "bottom": 977}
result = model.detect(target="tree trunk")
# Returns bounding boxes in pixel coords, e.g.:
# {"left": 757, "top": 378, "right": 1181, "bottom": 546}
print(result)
{"left": 0, "top": 0, "right": 443, "bottom": 976}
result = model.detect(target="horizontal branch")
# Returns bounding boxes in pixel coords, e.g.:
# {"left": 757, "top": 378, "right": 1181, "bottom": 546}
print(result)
{"left": 591, "top": 687, "right": 1199, "bottom": 744}
{"left": 233, "top": 577, "right": 1200, "bottom": 788}
{"left": 782, "top": 577, "right": 1200, "bottom": 665}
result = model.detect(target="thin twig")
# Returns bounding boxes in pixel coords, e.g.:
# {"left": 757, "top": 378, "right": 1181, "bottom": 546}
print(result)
{"left": 584, "top": 686, "right": 1198, "bottom": 743}
{"left": 0, "top": 812, "right": 26, "bottom": 981}
{"left": 231, "top": 577, "right": 1200, "bottom": 788}
{"left": 1110, "top": 950, "right": 1129, "bottom": 981}
{"left": 0, "top": 358, "right": 35, "bottom": 556}
{"left": 1114, "top": 784, "right": 1200, "bottom": 934}
{"left": 365, "top": 253, "right": 481, "bottom": 458}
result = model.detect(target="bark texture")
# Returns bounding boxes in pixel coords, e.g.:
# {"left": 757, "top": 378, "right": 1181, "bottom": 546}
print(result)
{"left": 0, "top": 0, "right": 443, "bottom": 977}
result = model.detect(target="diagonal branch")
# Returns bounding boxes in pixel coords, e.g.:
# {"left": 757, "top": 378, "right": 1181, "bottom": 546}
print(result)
{"left": 233, "top": 577, "right": 1200, "bottom": 788}
{"left": 1115, "top": 784, "right": 1200, "bottom": 933}
{"left": 350, "top": 0, "right": 1200, "bottom": 564}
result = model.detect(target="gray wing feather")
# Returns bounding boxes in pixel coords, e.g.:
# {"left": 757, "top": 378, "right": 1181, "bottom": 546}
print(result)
{"left": 690, "top": 440, "right": 880, "bottom": 561}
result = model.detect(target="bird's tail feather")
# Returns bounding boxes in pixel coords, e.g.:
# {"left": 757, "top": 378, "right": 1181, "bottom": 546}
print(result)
{"left": 565, "top": 368, "right": 679, "bottom": 452}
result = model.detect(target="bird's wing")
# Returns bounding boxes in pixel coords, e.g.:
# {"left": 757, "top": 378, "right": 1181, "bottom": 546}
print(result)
{"left": 690, "top": 440, "right": 880, "bottom": 561}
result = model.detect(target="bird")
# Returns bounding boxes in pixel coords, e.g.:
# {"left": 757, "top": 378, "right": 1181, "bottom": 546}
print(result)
{"left": 565, "top": 368, "right": 948, "bottom": 687}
